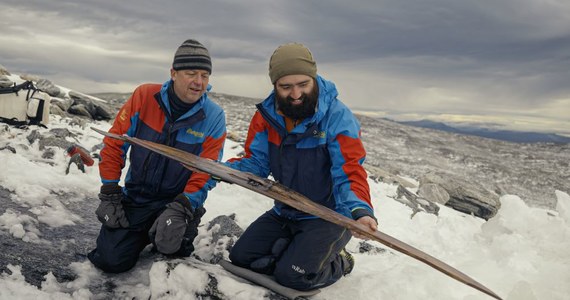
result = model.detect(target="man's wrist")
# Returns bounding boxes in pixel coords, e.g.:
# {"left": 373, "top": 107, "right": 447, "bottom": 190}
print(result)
{"left": 100, "top": 182, "right": 122, "bottom": 195}
{"left": 174, "top": 193, "right": 194, "bottom": 212}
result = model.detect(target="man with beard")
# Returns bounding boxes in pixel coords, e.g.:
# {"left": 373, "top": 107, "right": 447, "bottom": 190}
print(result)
{"left": 225, "top": 43, "right": 377, "bottom": 291}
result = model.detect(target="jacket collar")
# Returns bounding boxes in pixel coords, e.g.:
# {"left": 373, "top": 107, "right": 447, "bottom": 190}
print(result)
{"left": 159, "top": 80, "right": 212, "bottom": 120}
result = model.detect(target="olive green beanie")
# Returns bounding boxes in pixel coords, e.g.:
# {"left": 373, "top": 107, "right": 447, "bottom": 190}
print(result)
{"left": 269, "top": 43, "right": 317, "bottom": 84}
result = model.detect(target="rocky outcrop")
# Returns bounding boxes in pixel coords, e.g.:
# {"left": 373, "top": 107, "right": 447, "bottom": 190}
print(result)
{"left": 67, "top": 90, "right": 115, "bottom": 120}
{"left": 394, "top": 184, "right": 441, "bottom": 218}
{"left": 36, "top": 79, "right": 62, "bottom": 97}
{"left": 417, "top": 183, "right": 450, "bottom": 205}
{"left": 365, "top": 164, "right": 415, "bottom": 188}
{"left": 0, "top": 65, "right": 13, "bottom": 87}
{"left": 0, "top": 75, "right": 13, "bottom": 88}
{"left": 0, "top": 67, "right": 116, "bottom": 122}
{"left": 418, "top": 173, "right": 501, "bottom": 220}
{"left": 365, "top": 164, "right": 501, "bottom": 219}
{"left": 0, "top": 64, "right": 10, "bottom": 75}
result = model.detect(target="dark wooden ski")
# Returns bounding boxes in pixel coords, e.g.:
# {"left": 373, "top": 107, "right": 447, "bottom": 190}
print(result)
{"left": 92, "top": 127, "right": 503, "bottom": 300}
{"left": 219, "top": 259, "right": 321, "bottom": 299}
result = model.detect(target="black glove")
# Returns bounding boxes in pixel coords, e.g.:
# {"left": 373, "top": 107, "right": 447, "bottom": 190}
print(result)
{"left": 149, "top": 194, "right": 206, "bottom": 256}
{"left": 95, "top": 183, "right": 129, "bottom": 229}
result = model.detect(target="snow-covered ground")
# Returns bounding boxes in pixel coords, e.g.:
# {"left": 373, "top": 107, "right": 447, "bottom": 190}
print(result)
{"left": 0, "top": 115, "right": 569, "bottom": 299}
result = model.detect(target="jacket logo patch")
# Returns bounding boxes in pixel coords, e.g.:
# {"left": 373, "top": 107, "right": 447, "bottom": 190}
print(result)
{"left": 314, "top": 131, "right": 326, "bottom": 139}
{"left": 186, "top": 128, "right": 204, "bottom": 138}
{"left": 119, "top": 109, "right": 128, "bottom": 121}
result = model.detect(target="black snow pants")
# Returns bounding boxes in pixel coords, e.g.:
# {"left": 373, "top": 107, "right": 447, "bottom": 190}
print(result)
{"left": 229, "top": 210, "right": 352, "bottom": 290}
{"left": 88, "top": 199, "right": 166, "bottom": 273}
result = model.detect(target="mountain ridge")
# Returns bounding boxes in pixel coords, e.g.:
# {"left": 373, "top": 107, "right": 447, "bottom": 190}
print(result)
{"left": 395, "top": 119, "right": 570, "bottom": 144}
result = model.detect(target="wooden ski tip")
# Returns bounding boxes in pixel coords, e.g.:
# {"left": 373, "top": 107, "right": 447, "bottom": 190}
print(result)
{"left": 91, "top": 127, "right": 104, "bottom": 134}
{"left": 219, "top": 259, "right": 320, "bottom": 299}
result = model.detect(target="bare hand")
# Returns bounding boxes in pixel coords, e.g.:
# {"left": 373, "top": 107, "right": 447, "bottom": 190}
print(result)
{"left": 352, "top": 216, "right": 378, "bottom": 240}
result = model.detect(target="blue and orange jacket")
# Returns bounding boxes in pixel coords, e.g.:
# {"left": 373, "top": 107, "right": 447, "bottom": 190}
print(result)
{"left": 99, "top": 80, "right": 226, "bottom": 208}
{"left": 226, "top": 75, "right": 374, "bottom": 220}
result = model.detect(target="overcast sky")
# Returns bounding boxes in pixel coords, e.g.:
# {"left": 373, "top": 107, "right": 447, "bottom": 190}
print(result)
{"left": 1, "top": 0, "right": 569, "bottom": 134}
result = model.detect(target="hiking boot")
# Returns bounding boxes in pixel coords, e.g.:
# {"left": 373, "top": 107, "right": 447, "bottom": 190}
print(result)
{"left": 339, "top": 248, "right": 355, "bottom": 276}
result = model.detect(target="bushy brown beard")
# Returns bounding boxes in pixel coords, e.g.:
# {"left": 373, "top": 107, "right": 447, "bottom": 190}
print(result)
{"left": 275, "top": 81, "right": 319, "bottom": 120}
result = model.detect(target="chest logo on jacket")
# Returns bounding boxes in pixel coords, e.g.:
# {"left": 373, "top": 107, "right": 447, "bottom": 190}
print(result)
{"left": 313, "top": 130, "right": 326, "bottom": 139}
{"left": 186, "top": 128, "right": 204, "bottom": 138}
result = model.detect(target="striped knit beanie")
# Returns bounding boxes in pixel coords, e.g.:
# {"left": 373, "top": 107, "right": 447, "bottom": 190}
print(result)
{"left": 269, "top": 43, "right": 317, "bottom": 84}
{"left": 172, "top": 39, "right": 212, "bottom": 73}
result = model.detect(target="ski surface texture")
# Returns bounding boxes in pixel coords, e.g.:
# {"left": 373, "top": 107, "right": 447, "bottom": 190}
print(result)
{"left": 92, "top": 127, "right": 503, "bottom": 300}
{"left": 219, "top": 259, "right": 320, "bottom": 299}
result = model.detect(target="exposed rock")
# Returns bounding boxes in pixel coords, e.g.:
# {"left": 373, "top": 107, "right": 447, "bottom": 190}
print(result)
{"left": 0, "top": 145, "right": 17, "bottom": 154}
{"left": 49, "top": 128, "right": 75, "bottom": 139}
{"left": 204, "top": 214, "right": 243, "bottom": 264}
{"left": 27, "top": 129, "right": 74, "bottom": 150}
{"left": 358, "top": 241, "right": 387, "bottom": 254}
{"left": 0, "top": 64, "right": 10, "bottom": 75}
{"left": 153, "top": 260, "right": 226, "bottom": 300}
{"left": 38, "top": 136, "right": 74, "bottom": 151}
{"left": 49, "top": 105, "right": 67, "bottom": 117}
{"left": 68, "top": 117, "right": 89, "bottom": 128}
{"left": 66, "top": 91, "right": 113, "bottom": 120}
{"left": 69, "top": 91, "right": 104, "bottom": 116}
{"left": 207, "top": 214, "right": 244, "bottom": 241}
{"left": 36, "top": 79, "right": 61, "bottom": 97}
{"left": 0, "top": 75, "right": 13, "bottom": 88}
{"left": 26, "top": 130, "right": 42, "bottom": 144}
{"left": 395, "top": 185, "right": 440, "bottom": 218}
{"left": 419, "top": 173, "right": 501, "bottom": 220}
{"left": 68, "top": 104, "right": 93, "bottom": 118}
{"left": 365, "top": 164, "right": 416, "bottom": 188}
{"left": 19, "top": 74, "right": 40, "bottom": 82}
{"left": 51, "top": 97, "right": 74, "bottom": 112}
{"left": 93, "top": 103, "right": 115, "bottom": 120}
{"left": 42, "top": 148, "right": 56, "bottom": 159}
{"left": 418, "top": 183, "right": 450, "bottom": 205}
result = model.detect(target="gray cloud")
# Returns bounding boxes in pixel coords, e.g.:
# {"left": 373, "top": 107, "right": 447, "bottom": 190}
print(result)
{"left": 1, "top": 0, "right": 569, "bottom": 133}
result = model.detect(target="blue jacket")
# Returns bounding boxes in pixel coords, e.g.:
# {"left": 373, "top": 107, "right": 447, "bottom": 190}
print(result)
{"left": 226, "top": 75, "right": 374, "bottom": 220}
{"left": 99, "top": 80, "right": 226, "bottom": 208}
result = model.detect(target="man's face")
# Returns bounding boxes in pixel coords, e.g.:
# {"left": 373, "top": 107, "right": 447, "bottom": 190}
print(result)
{"left": 170, "top": 69, "right": 210, "bottom": 103}
{"left": 275, "top": 74, "right": 319, "bottom": 120}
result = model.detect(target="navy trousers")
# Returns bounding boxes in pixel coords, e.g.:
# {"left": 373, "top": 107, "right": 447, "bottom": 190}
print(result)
{"left": 88, "top": 199, "right": 166, "bottom": 273}
{"left": 229, "top": 210, "right": 352, "bottom": 290}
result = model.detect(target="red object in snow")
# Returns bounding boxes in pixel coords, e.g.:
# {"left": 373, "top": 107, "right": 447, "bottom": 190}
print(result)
{"left": 66, "top": 145, "right": 94, "bottom": 166}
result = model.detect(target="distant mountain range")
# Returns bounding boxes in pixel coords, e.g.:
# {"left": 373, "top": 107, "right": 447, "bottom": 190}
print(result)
{"left": 393, "top": 119, "right": 570, "bottom": 144}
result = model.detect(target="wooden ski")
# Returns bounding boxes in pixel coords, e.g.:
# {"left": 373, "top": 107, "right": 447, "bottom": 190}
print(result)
{"left": 92, "top": 127, "right": 503, "bottom": 300}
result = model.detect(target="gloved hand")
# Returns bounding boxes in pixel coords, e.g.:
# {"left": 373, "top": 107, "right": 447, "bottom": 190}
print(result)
{"left": 95, "top": 183, "right": 129, "bottom": 229}
{"left": 149, "top": 194, "right": 206, "bottom": 256}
